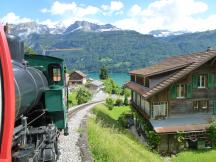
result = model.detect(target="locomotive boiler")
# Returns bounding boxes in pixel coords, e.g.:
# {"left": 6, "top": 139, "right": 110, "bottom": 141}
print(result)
{"left": 0, "top": 25, "right": 68, "bottom": 162}
{"left": 8, "top": 34, "right": 48, "bottom": 118}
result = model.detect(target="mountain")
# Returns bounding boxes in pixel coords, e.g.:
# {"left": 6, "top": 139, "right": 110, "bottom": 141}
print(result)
{"left": 149, "top": 29, "right": 189, "bottom": 37}
{"left": 10, "top": 21, "right": 66, "bottom": 39}
{"left": 10, "top": 21, "right": 120, "bottom": 39}
{"left": 9, "top": 21, "right": 216, "bottom": 73}
{"left": 64, "top": 21, "right": 120, "bottom": 33}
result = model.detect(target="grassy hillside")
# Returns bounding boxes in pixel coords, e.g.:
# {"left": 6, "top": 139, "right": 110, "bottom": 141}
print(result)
{"left": 26, "top": 30, "right": 216, "bottom": 72}
{"left": 87, "top": 104, "right": 163, "bottom": 162}
{"left": 171, "top": 150, "right": 216, "bottom": 162}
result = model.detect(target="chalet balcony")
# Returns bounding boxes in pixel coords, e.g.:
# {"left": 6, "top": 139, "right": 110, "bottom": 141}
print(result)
{"left": 131, "top": 101, "right": 150, "bottom": 120}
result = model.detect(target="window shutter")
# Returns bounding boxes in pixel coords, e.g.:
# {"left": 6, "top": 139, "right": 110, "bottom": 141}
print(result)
{"left": 208, "top": 73, "right": 213, "bottom": 89}
{"left": 192, "top": 74, "right": 198, "bottom": 88}
{"left": 213, "top": 100, "right": 216, "bottom": 115}
{"left": 187, "top": 83, "right": 192, "bottom": 98}
{"left": 170, "top": 84, "right": 176, "bottom": 99}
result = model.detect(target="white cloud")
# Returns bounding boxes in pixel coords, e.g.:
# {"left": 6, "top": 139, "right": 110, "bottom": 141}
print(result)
{"left": 41, "top": 1, "right": 101, "bottom": 26}
{"left": 114, "top": 0, "right": 216, "bottom": 33}
{"left": 101, "top": 1, "right": 124, "bottom": 15}
{"left": 1, "top": 12, "right": 32, "bottom": 24}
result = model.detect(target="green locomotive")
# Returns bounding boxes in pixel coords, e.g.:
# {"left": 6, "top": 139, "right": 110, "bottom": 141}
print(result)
{"left": 1, "top": 27, "right": 69, "bottom": 161}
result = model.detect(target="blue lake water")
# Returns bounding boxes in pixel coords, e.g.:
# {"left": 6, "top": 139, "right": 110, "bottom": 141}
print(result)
{"left": 88, "top": 73, "right": 130, "bottom": 86}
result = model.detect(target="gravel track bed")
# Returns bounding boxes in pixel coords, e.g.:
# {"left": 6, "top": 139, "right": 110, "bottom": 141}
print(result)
{"left": 58, "top": 104, "right": 96, "bottom": 162}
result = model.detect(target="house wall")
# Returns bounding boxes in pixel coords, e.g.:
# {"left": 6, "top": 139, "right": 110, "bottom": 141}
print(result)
{"left": 168, "top": 61, "right": 216, "bottom": 115}
{"left": 149, "top": 71, "right": 177, "bottom": 88}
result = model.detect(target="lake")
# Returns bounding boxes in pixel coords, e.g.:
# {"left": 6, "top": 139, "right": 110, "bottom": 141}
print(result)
{"left": 88, "top": 72, "right": 130, "bottom": 86}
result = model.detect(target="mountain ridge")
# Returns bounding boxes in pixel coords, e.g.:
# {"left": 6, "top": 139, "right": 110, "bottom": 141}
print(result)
{"left": 9, "top": 21, "right": 216, "bottom": 73}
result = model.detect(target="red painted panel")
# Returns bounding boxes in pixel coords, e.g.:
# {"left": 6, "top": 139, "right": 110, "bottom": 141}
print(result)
{"left": 0, "top": 25, "right": 15, "bottom": 162}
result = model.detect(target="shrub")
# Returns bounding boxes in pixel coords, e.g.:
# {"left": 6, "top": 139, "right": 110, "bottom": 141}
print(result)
{"left": 115, "top": 98, "right": 123, "bottom": 106}
{"left": 76, "top": 87, "right": 92, "bottom": 105}
{"left": 106, "top": 97, "right": 114, "bottom": 110}
{"left": 208, "top": 120, "right": 216, "bottom": 147}
{"left": 123, "top": 96, "right": 129, "bottom": 106}
{"left": 118, "top": 113, "right": 134, "bottom": 128}
{"left": 147, "top": 131, "right": 161, "bottom": 149}
{"left": 122, "top": 88, "right": 131, "bottom": 97}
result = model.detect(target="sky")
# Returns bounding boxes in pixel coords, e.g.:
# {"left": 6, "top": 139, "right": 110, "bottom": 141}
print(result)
{"left": 1, "top": 0, "right": 216, "bottom": 34}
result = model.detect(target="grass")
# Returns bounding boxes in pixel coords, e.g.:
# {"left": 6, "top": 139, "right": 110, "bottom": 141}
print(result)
{"left": 171, "top": 149, "right": 216, "bottom": 162}
{"left": 87, "top": 104, "right": 163, "bottom": 162}
{"left": 68, "top": 91, "right": 78, "bottom": 107}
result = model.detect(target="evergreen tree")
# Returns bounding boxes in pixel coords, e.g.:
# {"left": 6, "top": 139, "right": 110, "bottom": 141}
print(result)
{"left": 99, "top": 66, "right": 108, "bottom": 80}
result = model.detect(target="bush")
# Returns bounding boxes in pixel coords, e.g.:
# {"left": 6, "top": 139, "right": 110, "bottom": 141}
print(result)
{"left": 122, "top": 88, "right": 131, "bottom": 97}
{"left": 118, "top": 113, "right": 134, "bottom": 128}
{"left": 147, "top": 131, "right": 161, "bottom": 149}
{"left": 106, "top": 98, "right": 114, "bottom": 110}
{"left": 123, "top": 96, "right": 129, "bottom": 106}
{"left": 76, "top": 87, "right": 92, "bottom": 105}
{"left": 115, "top": 98, "right": 123, "bottom": 106}
{"left": 208, "top": 120, "right": 216, "bottom": 147}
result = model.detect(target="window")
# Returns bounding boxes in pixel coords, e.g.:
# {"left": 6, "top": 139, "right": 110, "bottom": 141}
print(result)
{"left": 132, "top": 91, "right": 136, "bottom": 103}
{"left": 198, "top": 75, "right": 207, "bottom": 88}
{"left": 193, "top": 100, "right": 208, "bottom": 110}
{"left": 137, "top": 94, "right": 141, "bottom": 106}
{"left": 152, "top": 102, "right": 167, "bottom": 119}
{"left": 176, "top": 84, "right": 186, "bottom": 98}
{"left": 136, "top": 75, "right": 144, "bottom": 85}
{"left": 53, "top": 68, "right": 61, "bottom": 81}
{"left": 131, "top": 75, "right": 135, "bottom": 82}
{"left": 144, "top": 78, "right": 149, "bottom": 87}
{"left": 200, "top": 100, "right": 208, "bottom": 109}
{"left": 141, "top": 97, "right": 145, "bottom": 110}
{"left": 193, "top": 101, "right": 199, "bottom": 110}
{"left": 49, "top": 64, "right": 62, "bottom": 82}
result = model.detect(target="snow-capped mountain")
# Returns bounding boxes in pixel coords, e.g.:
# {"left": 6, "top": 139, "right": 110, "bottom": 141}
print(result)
{"left": 9, "top": 21, "right": 121, "bottom": 39}
{"left": 9, "top": 22, "right": 65, "bottom": 39}
{"left": 64, "top": 21, "right": 120, "bottom": 34}
{"left": 10, "top": 22, "right": 50, "bottom": 39}
{"left": 149, "top": 29, "right": 189, "bottom": 37}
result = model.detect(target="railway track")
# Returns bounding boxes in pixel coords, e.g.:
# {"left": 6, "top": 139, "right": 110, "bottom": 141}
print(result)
{"left": 67, "top": 100, "right": 105, "bottom": 119}
{"left": 58, "top": 100, "right": 105, "bottom": 162}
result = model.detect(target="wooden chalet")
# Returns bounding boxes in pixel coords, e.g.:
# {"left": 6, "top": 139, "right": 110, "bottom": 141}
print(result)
{"left": 68, "top": 70, "right": 87, "bottom": 86}
{"left": 126, "top": 49, "right": 216, "bottom": 152}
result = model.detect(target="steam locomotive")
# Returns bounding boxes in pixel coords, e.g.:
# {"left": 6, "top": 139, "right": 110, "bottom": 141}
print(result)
{"left": 0, "top": 25, "right": 68, "bottom": 162}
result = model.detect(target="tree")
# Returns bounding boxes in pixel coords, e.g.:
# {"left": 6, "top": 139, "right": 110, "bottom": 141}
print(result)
{"left": 76, "top": 87, "right": 92, "bottom": 105}
{"left": 124, "top": 96, "right": 129, "bottom": 106}
{"left": 24, "top": 45, "right": 36, "bottom": 55}
{"left": 106, "top": 97, "right": 114, "bottom": 110}
{"left": 99, "top": 66, "right": 108, "bottom": 80}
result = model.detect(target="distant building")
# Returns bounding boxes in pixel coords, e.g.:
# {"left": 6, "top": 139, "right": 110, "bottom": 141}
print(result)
{"left": 68, "top": 70, "right": 87, "bottom": 86}
{"left": 87, "top": 80, "right": 104, "bottom": 92}
{"left": 126, "top": 49, "right": 216, "bottom": 153}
